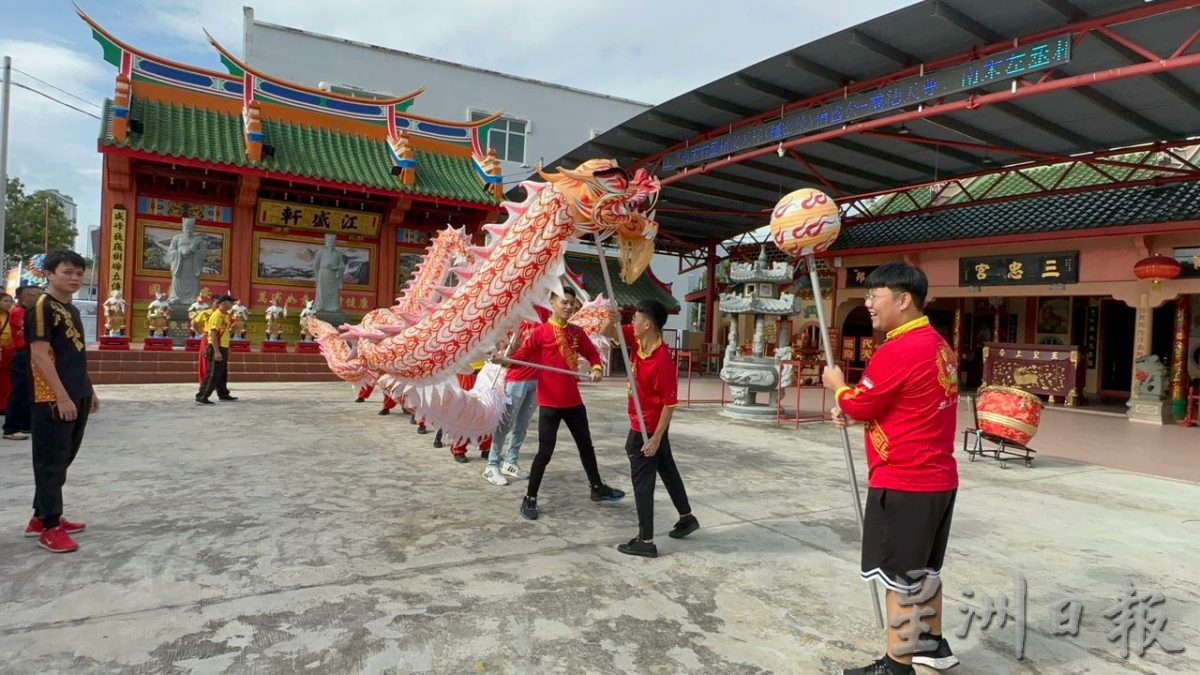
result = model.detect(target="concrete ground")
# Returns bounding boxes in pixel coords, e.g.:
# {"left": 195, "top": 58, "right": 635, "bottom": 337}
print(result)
{"left": 0, "top": 381, "right": 1196, "bottom": 674}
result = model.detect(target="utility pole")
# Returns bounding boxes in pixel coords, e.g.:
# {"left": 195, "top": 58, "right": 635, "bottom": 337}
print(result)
{"left": 43, "top": 196, "right": 49, "bottom": 254}
{"left": 1, "top": 56, "right": 12, "bottom": 275}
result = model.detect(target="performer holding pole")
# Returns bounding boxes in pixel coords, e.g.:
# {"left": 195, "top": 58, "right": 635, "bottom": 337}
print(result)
{"left": 767, "top": 189, "right": 884, "bottom": 634}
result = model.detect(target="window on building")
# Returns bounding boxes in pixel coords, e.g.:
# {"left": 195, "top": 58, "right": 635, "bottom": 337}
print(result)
{"left": 471, "top": 110, "right": 528, "bottom": 163}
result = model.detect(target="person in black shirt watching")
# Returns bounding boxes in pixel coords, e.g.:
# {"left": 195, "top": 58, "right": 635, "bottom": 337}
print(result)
{"left": 23, "top": 251, "right": 98, "bottom": 554}
{"left": 4, "top": 285, "right": 43, "bottom": 441}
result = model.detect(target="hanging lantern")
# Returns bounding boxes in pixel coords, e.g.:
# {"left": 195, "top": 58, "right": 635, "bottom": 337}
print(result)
{"left": 1133, "top": 254, "right": 1181, "bottom": 289}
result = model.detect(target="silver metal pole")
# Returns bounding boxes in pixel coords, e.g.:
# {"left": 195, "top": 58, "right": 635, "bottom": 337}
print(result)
{"left": 805, "top": 253, "right": 885, "bottom": 630}
{"left": 594, "top": 239, "right": 648, "bottom": 444}
{"left": 0, "top": 56, "right": 12, "bottom": 273}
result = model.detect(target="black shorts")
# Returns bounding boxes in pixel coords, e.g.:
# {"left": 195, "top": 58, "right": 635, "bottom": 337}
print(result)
{"left": 860, "top": 487, "right": 956, "bottom": 594}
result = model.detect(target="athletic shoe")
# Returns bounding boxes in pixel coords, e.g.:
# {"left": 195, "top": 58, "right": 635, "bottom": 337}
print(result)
{"left": 378, "top": 408, "right": 390, "bottom": 416}
{"left": 912, "top": 635, "right": 960, "bottom": 670}
{"left": 417, "top": 424, "right": 428, "bottom": 434}
{"left": 218, "top": 395, "right": 238, "bottom": 401}
{"left": 453, "top": 454, "right": 469, "bottom": 464}
{"left": 617, "top": 537, "right": 658, "bottom": 558}
{"left": 590, "top": 484, "right": 626, "bottom": 502}
{"left": 669, "top": 514, "right": 700, "bottom": 539}
{"left": 3, "top": 432, "right": 29, "bottom": 440}
{"left": 481, "top": 450, "right": 490, "bottom": 461}
{"left": 37, "top": 526, "right": 79, "bottom": 554}
{"left": 25, "top": 516, "right": 86, "bottom": 537}
{"left": 842, "top": 656, "right": 914, "bottom": 675}
{"left": 482, "top": 466, "right": 509, "bottom": 486}
{"left": 520, "top": 496, "right": 539, "bottom": 520}
{"left": 501, "top": 462, "right": 530, "bottom": 480}
{"left": 195, "top": 398, "right": 215, "bottom": 406}
{"left": 354, "top": 397, "right": 366, "bottom": 403}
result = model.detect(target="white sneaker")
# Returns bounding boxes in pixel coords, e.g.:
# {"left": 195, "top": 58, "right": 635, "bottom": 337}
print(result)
{"left": 482, "top": 466, "right": 509, "bottom": 486}
{"left": 501, "top": 462, "right": 529, "bottom": 480}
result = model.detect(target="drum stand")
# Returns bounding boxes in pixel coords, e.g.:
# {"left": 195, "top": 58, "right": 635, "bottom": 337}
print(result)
{"left": 961, "top": 395, "right": 1037, "bottom": 469}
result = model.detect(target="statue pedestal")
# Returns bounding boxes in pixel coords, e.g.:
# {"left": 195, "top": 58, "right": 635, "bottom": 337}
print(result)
{"left": 1127, "top": 397, "right": 1173, "bottom": 425}
{"left": 261, "top": 340, "right": 288, "bottom": 354}
{"left": 99, "top": 335, "right": 130, "bottom": 351}
{"left": 295, "top": 341, "right": 321, "bottom": 354}
{"left": 185, "top": 338, "right": 202, "bottom": 352}
{"left": 230, "top": 339, "right": 251, "bottom": 353}
{"left": 143, "top": 337, "right": 174, "bottom": 352}
{"left": 167, "top": 305, "right": 193, "bottom": 347}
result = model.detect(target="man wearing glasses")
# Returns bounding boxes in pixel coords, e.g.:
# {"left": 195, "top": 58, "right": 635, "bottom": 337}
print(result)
{"left": 822, "top": 262, "right": 961, "bottom": 675}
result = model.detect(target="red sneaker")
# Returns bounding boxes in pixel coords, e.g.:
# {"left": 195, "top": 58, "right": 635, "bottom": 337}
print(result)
{"left": 37, "top": 526, "right": 79, "bottom": 553}
{"left": 25, "top": 516, "right": 87, "bottom": 537}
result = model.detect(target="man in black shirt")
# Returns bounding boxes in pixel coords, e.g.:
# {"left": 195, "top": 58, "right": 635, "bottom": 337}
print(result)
{"left": 24, "top": 251, "right": 98, "bottom": 554}
{"left": 4, "top": 285, "right": 43, "bottom": 440}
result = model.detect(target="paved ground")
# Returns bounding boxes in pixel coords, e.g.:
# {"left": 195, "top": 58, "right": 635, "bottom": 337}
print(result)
{"left": 0, "top": 381, "right": 1196, "bottom": 674}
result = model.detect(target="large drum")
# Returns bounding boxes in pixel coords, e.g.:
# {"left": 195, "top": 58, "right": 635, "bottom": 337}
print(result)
{"left": 976, "top": 385, "right": 1044, "bottom": 445}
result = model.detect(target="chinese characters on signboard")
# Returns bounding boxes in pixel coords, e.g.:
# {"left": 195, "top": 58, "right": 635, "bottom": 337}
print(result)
{"left": 108, "top": 207, "right": 128, "bottom": 292}
{"left": 257, "top": 199, "right": 382, "bottom": 237}
{"left": 844, "top": 266, "right": 879, "bottom": 288}
{"left": 959, "top": 252, "right": 1079, "bottom": 287}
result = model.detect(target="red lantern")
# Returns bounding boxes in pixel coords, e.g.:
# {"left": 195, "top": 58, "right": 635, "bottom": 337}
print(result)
{"left": 1133, "top": 255, "right": 1182, "bottom": 289}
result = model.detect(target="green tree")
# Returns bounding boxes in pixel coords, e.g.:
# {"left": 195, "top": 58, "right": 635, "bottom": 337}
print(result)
{"left": 4, "top": 177, "right": 80, "bottom": 268}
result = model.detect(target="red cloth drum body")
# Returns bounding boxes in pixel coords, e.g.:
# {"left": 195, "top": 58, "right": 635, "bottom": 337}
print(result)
{"left": 977, "top": 385, "right": 1044, "bottom": 445}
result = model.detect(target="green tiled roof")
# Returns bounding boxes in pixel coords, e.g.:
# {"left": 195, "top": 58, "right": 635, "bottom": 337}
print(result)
{"left": 566, "top": 254, "right": 681, "bottom": 312}
{"left": 98, "top": 98, "right": 497, "bottom": 205}
{"left": 833, "top": 181, "right": 1200, "bottom": 250}
{"left": 866, "top": 148, "right": 1199, "bottom": 217}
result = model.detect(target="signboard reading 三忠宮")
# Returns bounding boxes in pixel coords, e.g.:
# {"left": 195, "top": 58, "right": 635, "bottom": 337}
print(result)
{"left": 662, "top": 35, "right": 1071, "bottom": 172}
{"left": 959, "top": 252, "right": 1079, "bottom": 286}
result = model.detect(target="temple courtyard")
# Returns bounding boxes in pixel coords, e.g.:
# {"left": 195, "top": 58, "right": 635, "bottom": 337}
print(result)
{"left": 0, "top": 380, "right": 1196, "bottom": 674}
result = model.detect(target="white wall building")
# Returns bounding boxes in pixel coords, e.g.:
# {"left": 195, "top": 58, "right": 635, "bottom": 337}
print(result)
{"left": 36, "top": 189, "right": 78, "bottom": 226}
{"left": 241, "top": 8, "right": 690, "bottom": 332}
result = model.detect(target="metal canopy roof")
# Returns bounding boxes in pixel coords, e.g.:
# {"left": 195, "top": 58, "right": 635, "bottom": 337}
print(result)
{"left": 548, "top": 0, "right": 1200, "bottom": 254}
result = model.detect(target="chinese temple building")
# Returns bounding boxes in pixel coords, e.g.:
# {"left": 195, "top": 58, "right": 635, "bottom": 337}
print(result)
{"left": 83, "top": 9, "right": 507, "bottom": 381}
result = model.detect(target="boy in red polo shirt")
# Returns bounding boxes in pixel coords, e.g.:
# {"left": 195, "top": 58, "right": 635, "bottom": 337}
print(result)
{"left": 822, "top": 262, "right": 960, "bottom": 675}
{"left": 613, "top": 299, "right": 697, "bottom": 559}
{"left": 500, "top": 287, "right": 624, "bottom": 520}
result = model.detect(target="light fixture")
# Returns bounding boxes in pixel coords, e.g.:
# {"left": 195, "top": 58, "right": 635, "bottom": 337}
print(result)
{"left": 776, "top": 143, "right": 785, "bottom": 158}
{"left": 897, "top": 123, "right": 911, "bottom": 135}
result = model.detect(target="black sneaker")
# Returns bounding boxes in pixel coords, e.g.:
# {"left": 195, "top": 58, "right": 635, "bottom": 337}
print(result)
{"left": 843, "top": 656, "right": 914, "bottom": 675}
{"left": 617, "top": 538, "right": 658, "bottom": 558}
{"left": 453, "top": 454, "right": 468, "bottom": 464}
{"left": 378, "top": 408, "right": 390, "bottom": 415}
{"left": 520, "top": 496, "right": 538, "bottom": 520}
{"left": 417, "top": 424, "right": 428, "bottom": 435}
{"left": 481, "top": 450, "right": 490, "bottom": 461}
{"left": 195, "top": 398, "right": 215, "bottom": 406}
{"left": 669, "top": 514, "right": 700, "bottom": 539}
{"left": 218, "top": 395, "right": 238, "bottom": 401}
{"left": 912, "top": 635, "right": 959, "bottom": 670}
{"left": 355, "top": 397, "right": 366, "bottom": 403}
{"left": 590, "top": 484, "right": 626, "bottom": 502}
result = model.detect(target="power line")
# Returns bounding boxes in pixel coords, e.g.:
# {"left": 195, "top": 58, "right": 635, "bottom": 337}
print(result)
{"left": 7, "top": 81, "right": 101, "bottom": 120}
{"left": 10, "top": 68, "right": 100, "bottom": 109}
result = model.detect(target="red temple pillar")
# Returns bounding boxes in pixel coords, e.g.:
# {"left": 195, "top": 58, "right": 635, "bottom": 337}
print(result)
{"left": 1171, "top": 295, "right": 1191, "bottom": 419}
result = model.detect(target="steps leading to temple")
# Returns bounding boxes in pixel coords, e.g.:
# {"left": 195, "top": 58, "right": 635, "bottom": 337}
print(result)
{"left": 87, "top": 345, "right": 340, "bottom": 384}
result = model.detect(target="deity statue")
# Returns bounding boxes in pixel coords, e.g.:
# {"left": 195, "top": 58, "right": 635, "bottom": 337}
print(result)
{"left": 146, "top": 292, "right": 171, "bottom": 337}
{"left": 187, "top": 294, "right": 210, "bottom": 338}
{"left": 264, "top": 297, "right": 289, "bottom": 341}
{"left": 229, "top": 299, "right": 249, "bottom": 339}
{"left": 312, "top": 233, "right": 347, "bottom": 313}
{"left": 103, "top": 289, "right": 126, "bottom": 336}
{"left": 165, "top": 217, "right": 206, "bottom": 306}
{"left": 298, "top": 299, "right": 317, "bottom": 341}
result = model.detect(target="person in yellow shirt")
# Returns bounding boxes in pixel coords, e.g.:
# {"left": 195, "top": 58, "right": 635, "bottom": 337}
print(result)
{"left": 196, "top": 295, "right": 237, "bottom": 405}
{"left": 192, "top": 305, "right": 215, "bottom": 394}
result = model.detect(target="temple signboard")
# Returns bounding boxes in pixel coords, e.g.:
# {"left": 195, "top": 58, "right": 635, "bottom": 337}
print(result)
{"left": 981, "top": 342, "right": 1085, "bottom": 406}
{"left": 257, "top": 199, "right": 381, "bottom": 237}
{"left": 959, "top": 251, "right": 1079, "bottom": 286}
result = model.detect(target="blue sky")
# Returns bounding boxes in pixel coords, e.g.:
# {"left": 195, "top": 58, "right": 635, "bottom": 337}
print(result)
{"left": 1, "top": 0, "right": 913, "bottom": 255}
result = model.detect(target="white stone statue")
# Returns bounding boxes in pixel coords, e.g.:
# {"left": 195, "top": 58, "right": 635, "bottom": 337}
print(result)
{"left": 165, "top": 218, "right": 206, "bottom": 306}
{"left": 264, "top": 298, "right": 288, "bottom": 341}
{"left": 103, "top": 289, "right": 127, "bottom": 336}
{"left": 147, "top": 292, "right": 171, "bottom": 337}
{"left": 312, "top": 233, "right": 347, "bottom": 313}
{"left": 187, "top": 295, "right": 210, "bottom": 338}
{"left": 298, "top": 299, "right": 317, "bottom": 341}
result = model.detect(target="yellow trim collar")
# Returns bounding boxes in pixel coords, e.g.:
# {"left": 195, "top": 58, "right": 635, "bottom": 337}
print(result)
{"left": 637, "top": 338, "right": 663, "bottom": 359}
{"left": 886, "top": 315, "right": 930, "bottom": 340}
{"left": 549, "top": 317, "right": 568, "bottom": 328}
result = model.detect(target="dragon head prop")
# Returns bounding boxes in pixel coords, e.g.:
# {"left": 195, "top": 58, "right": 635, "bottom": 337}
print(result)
{"left": 539, "top": 159, "right": 660, "bottom": 283}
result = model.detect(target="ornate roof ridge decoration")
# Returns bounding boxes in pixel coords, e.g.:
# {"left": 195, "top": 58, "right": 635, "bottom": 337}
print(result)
{"left": 727, "top": 261, "right": 793, "bottom": 283}
{"left": 717, "top": 292, "right": 804, "bottom": 316}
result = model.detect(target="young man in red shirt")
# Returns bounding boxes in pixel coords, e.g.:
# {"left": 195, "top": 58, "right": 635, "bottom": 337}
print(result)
{"left": 614, "top": 299, "right": 697, "bottom": 558}
{"left": 822, "top": 262, "right": 960, "bottom": 675}
{"left": 500, "top": 287, "right": 624, "bottom": 520}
